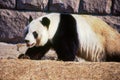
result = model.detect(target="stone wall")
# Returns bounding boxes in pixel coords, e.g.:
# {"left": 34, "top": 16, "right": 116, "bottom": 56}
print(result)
{"left": 0, "top": 0, "right": 120, "bottom": 43}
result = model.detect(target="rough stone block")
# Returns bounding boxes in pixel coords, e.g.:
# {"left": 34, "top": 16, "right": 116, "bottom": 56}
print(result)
{"left": 49, "top": 0, "right": 80, "bottom": 13}
{"left": 16, "top": 0, "right": 49, "bottom": 11}
{"left": 79, "top": 0, "right": 112, "bottom": 14}
{"left": 112, "top": 0, "right": 120, "bottom": 15}
{"left": 0, "top": 0, "right": 16, "bottom": 9}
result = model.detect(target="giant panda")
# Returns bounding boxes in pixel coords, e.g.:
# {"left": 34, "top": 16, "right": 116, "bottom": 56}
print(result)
{"left": 23, "top": 13, "right": 120, "bottom": 62}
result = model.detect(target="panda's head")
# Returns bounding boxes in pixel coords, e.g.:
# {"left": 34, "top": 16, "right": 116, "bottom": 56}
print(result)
{"left": 24, "top": 16, "right": 50, "bottom": 48}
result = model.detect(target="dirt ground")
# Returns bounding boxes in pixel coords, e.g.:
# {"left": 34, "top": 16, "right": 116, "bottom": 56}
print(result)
{"left": 0, "top": 42, "right": 57, "bottom": 60}
{"left": 0, "top": 42, "right": 120, "bottom": 80}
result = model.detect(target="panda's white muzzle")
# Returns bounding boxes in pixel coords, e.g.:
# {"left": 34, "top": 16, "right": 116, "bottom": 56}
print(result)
{"left": 24, "top": 32, "right": 37, "bottom": 47}
{"left": 25, "top": 40, "right": 36, "bottom": 48}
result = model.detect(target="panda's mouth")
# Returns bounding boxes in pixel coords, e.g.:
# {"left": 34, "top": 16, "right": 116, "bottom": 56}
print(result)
{"left": 26, "top": 43, "right": 35, "bottom": 47}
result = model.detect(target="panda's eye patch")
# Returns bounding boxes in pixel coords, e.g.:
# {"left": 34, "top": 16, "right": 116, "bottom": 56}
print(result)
{"left": 33, "top": 31, "right": 38, "bottom": 38}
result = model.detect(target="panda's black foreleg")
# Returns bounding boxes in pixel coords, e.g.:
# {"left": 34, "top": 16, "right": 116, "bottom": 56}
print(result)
{"left": 25, "top": 46, "right": 46, "bottom": 60}
{"left": 18, "top": 46, "right": 47, "bottom": 60}
{"left": 53, "top": 40, "right": 78, "bottom": 61}
{"left": 57, "top": 49, "right": 76, "bottom": 61}
{"left": 25, "top": 41, "right": 51, "bottom": 60}
{"left": 18, "top": 40, "right": 51, "bottom": 60}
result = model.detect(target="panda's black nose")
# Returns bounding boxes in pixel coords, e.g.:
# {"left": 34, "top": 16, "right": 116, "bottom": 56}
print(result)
{"left": 25, "top": 40, "right": 29, "bottom": 43}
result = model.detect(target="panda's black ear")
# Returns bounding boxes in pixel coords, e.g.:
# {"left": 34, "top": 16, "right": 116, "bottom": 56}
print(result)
{"left": 29, "top": 15, "right": 33, "bottom": 23}
{"left": 40, "top": 17, "right": 50, "bottom": 28}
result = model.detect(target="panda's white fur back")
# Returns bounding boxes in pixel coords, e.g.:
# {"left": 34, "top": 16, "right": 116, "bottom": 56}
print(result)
{"left": 72, "top": 15, "right": 105, "bottom": 61}
{"left": 74, "top": 15, "right": 120, "bottom": 61}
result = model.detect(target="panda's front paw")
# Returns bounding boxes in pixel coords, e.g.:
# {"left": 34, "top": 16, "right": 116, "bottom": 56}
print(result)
{"left": 18, "top": 54, "right": 30, "bottom": 59}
